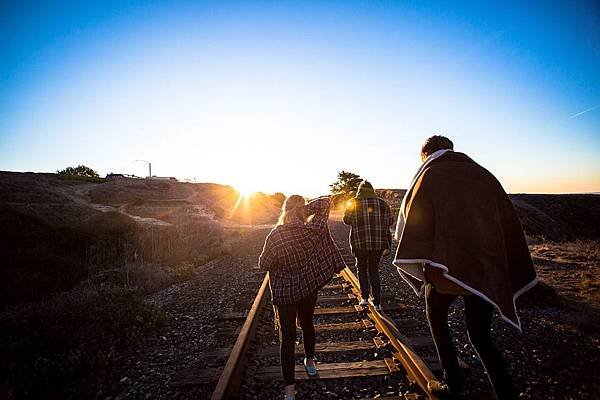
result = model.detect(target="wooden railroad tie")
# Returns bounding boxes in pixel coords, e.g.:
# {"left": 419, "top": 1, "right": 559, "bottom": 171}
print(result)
{"left": 315, "top": 318, "right": 418, "bottom": 331}
{"left": 259, "top": 340, "right": 375, "bottom": 357}
{"left": 322, "top": 283, "right": 349, "bottom": 290}
{"left": 313, "top": 304, "right": 405, "bottom": 316}
{"left": 315, "top": 321, "right": 365, "bottom": 332}
{"left": 172, "top": 367, "right": 223, "bottom": 386}
{"left": 215, "top": 325, "right": 241, "bottom": 340}
{"left": 317, "top": 292, "right": 399, "bottom": 304}
{"left": 216, "top": 311, "right": 248, "bottom": 322}
{"left": 254, "top": 359, "right": 400, "bottom": 382}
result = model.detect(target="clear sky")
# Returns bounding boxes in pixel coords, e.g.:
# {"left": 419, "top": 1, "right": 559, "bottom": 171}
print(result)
{"left": 1, "top": 0, "right": 599, "bottom": 196}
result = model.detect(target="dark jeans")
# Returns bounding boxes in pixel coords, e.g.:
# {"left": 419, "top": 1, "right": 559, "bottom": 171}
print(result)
{"left": 425, "top": 283, "right": 517, "bottom": 400}
{"left": 275, "top": 291, "right": 318, "bottom": 386}
{"left": 355, "top": 249, "right": 384, "bottom": 304}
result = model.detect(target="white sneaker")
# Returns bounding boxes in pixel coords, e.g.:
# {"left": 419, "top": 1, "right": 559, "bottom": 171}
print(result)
{"left": 359, "top": 298, "right": 368, "bottom": 307}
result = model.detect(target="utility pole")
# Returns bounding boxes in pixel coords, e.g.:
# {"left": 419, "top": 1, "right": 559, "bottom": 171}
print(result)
{"left": 135, "top": 160, "right": 151, "bottom": 178}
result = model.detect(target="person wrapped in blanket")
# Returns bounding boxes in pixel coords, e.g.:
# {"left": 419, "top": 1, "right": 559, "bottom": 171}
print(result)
{"left": 259, "top": 195, "right": 345, "bottom": 400}
{"left": 393, "top": 135, "right": 537, "bottom": 400}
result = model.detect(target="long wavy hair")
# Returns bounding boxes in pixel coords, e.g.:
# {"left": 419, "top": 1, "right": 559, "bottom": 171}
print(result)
{"left": 276, "top": 195, "right": 306, "bottom": 226}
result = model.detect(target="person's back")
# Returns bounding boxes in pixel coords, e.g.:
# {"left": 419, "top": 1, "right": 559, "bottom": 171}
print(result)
{"left": 393, "top": 135, "right": 537, "bottom": 400}
{"left": 396, "top": 149, "right": 535, "bottom": 321}
{"left": 261, "top": 196, "right": 343, "bottom": 305}
{"left": 343, "top": 181, "right": 393, "bottom": 309}
{"left": 345, "top": 196, "right": 393, "bottom": 251}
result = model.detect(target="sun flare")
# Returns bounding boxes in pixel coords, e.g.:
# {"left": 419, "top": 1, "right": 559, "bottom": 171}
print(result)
{"left": 234, "top": 183, "right": 257, "bottom": 198}
{"left": 228, "top": 182, "right": 258, "bottom": 219}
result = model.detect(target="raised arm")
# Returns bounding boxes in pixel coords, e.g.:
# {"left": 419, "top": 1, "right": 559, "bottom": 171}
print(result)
{"left": 304, "top": 196, "right": 331, "bottom": 231}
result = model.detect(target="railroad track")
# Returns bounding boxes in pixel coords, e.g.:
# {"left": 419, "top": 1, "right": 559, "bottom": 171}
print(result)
{"left": 182, "top": 239, "right": 483, "bottom": 399}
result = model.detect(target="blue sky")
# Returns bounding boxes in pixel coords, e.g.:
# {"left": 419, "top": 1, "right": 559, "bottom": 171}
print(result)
{"left": 1, "top": 0, "right": 599, "bottom": 195}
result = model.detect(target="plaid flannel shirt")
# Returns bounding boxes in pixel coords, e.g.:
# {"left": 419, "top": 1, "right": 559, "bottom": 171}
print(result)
{"left": 343, "top": 197, "right": 394, "bottom": 253}
{"left": 259, "top": 197, "right": 345, "bottom": 305}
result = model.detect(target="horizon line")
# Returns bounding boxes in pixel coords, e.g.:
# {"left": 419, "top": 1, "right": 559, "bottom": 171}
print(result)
{"left": 1, "top": 169, "right": 598, "bottom": 197}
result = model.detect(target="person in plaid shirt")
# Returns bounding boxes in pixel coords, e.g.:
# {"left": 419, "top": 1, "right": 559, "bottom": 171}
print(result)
{"left": 343, "top": 180, "right": 394, "bottom": 311}
{"left": 259, "top": 195, "right": 344, "bottom": 400}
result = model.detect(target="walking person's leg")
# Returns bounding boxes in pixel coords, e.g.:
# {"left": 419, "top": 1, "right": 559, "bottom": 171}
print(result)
{"left": 425, "top": 283, "right": 462, "bottom": 391}
{"left": 297, "top": 291, "right": 318, "bottom": 360}
{"left": 297, "top": 291, "right": 319, "bottom": 375}
{"left": 366, "top": 250, "right": 384, "bottom": 306}
{"left": 276, "top": 303, "right": 298, "bottom": 397}
{"left": 464, "top": 296, "right": 517, "bottom": 400}
{"left": 354, "top": 250, "right": 370, "bottom": 303}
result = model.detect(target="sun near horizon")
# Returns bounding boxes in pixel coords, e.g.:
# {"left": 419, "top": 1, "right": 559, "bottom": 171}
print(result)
{"left": 1, "top": 1, "right": 599, "bottom": 196}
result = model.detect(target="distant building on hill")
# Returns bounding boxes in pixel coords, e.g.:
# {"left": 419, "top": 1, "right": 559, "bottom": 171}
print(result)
{"left": 106, "top": 173, "right": 126, "bottom": 180}
{"left": 106, "top": 173, "right": 142, "bottom": 180}
{"left": 106, "top": 172, "right": 177, "bottom": 181}
{"left": 150, "top": 176, "right": 178, "bottom": 182}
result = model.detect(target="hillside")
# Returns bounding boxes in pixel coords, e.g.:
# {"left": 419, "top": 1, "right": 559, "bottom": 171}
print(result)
{"left": 510, "top": 194, "right": 600, "bottom": 241}
{"left": 0, "top": 171, "right": 283, "bottom": 307}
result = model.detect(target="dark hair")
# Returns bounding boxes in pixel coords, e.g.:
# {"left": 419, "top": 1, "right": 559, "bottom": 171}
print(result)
{"left": 421, "top": 135, "right": 454, "bottom": 158}
{"left": 358, "top": 180, "right": 373, "bottom": 190}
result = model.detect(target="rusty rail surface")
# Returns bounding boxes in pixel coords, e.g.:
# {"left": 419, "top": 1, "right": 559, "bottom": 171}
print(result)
{"left": 340, "top": 266, "right": 440, "bottom": 400}
{"left": 210, "top": 273, "right": 270, "bottom": 400}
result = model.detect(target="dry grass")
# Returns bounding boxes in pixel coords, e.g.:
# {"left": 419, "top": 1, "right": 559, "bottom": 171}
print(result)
{"left": 0, "top": 208, "right": 227, "bottom": 307}
{"left": 529, "top": 239, "right": 600, "bottom": 317}
{"left": 566, "top": 239, "right": 600, "bottom": 261}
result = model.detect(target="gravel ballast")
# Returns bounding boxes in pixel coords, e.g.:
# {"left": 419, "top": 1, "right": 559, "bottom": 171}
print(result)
{"left": 79, "top": 219, "right": 599, "bottom": 400}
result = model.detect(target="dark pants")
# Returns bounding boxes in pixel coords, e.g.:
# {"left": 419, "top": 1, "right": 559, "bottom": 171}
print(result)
{"left": 425, "top": 284, "right": 517, "bottom": 400}
{"left": 276, "top": 292, "right": 318, "bottom": 386}
{"left": 355, "top": 249, "right": 384, "bottom": 304}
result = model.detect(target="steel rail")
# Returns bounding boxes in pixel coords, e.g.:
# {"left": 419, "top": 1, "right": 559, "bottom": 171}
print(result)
{"left": 340, "top": 266, "right": 440, "bottom": 400}
{"left": 210, "top": 273, "right": 270, "bottom": 400}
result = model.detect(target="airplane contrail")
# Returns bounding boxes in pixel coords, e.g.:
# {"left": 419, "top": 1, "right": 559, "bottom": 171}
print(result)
{"left": 569, "top": 104, "right": 600, "bottom": 119}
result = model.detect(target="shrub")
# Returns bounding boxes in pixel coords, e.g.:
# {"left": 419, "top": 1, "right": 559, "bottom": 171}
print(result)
{"left": 56, "top": 165, "right": 99, "bottom": 178}
{"left": 330, "top": 170, "right": 362, "bottom": 197}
